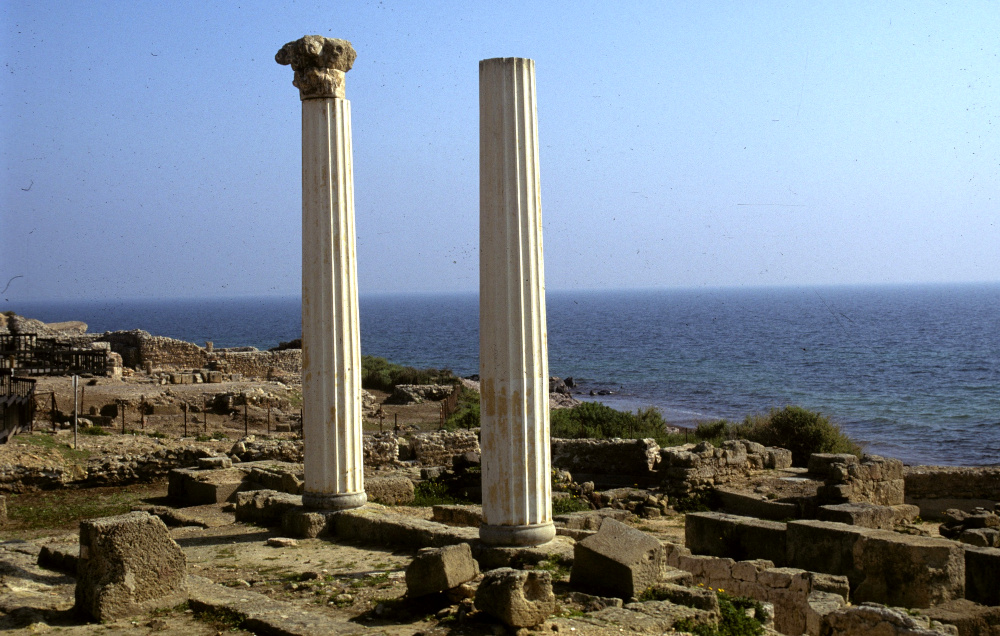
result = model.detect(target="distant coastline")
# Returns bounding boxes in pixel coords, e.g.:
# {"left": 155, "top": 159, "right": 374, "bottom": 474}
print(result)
{"left": 7, "top": 282, "right": 1000, "bottom": 467}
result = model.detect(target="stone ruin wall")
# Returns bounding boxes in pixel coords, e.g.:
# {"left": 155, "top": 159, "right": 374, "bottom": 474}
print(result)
{"left": 904, "top": 466, "right": 1000, "bottom": 502}
{"left": 809, "top": 454, "right": 906, "bottom": 506}
{"left": 210, "top": 349, "right": 302, "bottom": 380}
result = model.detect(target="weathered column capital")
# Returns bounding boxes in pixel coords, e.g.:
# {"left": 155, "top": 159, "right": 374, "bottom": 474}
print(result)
{"left": 276, "top": 35, "right": 356, "bottom": 100}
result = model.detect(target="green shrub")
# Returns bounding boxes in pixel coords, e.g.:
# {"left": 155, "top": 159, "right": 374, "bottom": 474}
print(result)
{"left": 550, "top": 402, "right": 670, "bottom": 441}
{"left": 80, "top": 425, "right": 110, "bottom": 436}
{"left": 443, "top": 389, "right": 481, "bottom": 430}
{"left": 360, "top": 356, "right": 458, "bottom": 392}
{"left": 671, "top": 590, "right": 768, "bottom": 636}
{"left": 738, "top": 405, "right": 860, "bottom": 467}
{"left": 551, "top": 495, "right": 590, "bottom": 514}
{"left": 412, "top": 480, "right": 469, "bottom": 507}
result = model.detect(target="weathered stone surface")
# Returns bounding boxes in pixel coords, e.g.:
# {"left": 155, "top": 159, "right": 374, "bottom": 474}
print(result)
{"left": 187, "top": 575, "right": 364, "bottom": 635}
{"left": 685, "top": 511, "right": 788, "bottom": 566}
{"left": 365, "top": 474, "right": 415, "bottom": 505}
{"left": 234, "top": 490, "right": 302, "bottom": 526}
{"left": 405, "top": 543, "right": 479, "bottom": 598}
{"left": 474, "top": 567, "right": 555, "bottom": 628}
{"left": 432, "top": 504, "right": 484, "bottom": 527}
{"left": 786, "top": 520, "right": 868, "bottom": 582}
{"left": 329, "top": 505, "right": 479, "bottom": 549}
{"left": 281, "top": 508, "right": 330, "bottom": 538}
{"left": 275, "top": 35, "right": 355, "bottom": 100}
{"left": 644, "top": 582, "right": 720, "bottom": 612}
{"left": 853, "top": 531, "right": 965, "bottom": 608}
{"left": 819, "top": 502, "right": 896, "bottom": 529}
{"left": 963, "top": 545, "right": 1000, "bottom": 606}
{"left": 587, "top": 601, "right": 716, "bottom": 633}
{"left": 923, "top": 599, "right": 1000, "bottom": 636}
{"left": 822, "top": 603, "right": 958, "bottom": 636}
{"left": 554, "top": 508, "right": 632, "bottom": 530}
{"left": 552, "top": 438, "right": 661, "bottom": 476}
{"left": 168, "top": 466, "right": 246, "bottom": 505}
{"left": 716, "top": 487, "right": 800, "bottom": 521}
{"left": 572, "top": 518, "right": 662, "bottom": 599}
{"left": 197, "top": 456, "right": 232, "bottom": 470}
{"left": 75, "top": 511, "right": 187, "bottom": 621}
{"left": 0, "top": 494, "right": 6, "bottom": 524}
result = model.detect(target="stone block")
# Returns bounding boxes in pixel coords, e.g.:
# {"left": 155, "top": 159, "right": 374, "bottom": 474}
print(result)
{"left": 923, "top": 599, "right": 1000, "bottom": 636}
{"left": 0, "top": 494, "right": 6, "bottom": 524}
{"left": 475, "top": 567, "right": 555, "bottom": 628}
{"left": 892, "top": 504, "right": 922, "bottom": 524}
{"left": 685, "top": 511, "right": 788, "bottom": 565}
{"left": 167, "top": 466, "right": 246, "bottom": 505}
{"left": 805, "top": 591, "right": 847, "bottom": 636}
{"left": 786, "top": 520, "right": 869, "bottom": 583}
{"left": 365, "top": 474, "right": 415, "bottom": 505}
{"left": 732, "top": 559, "right": 774, "bottom": 582}
{"left": 281, "top": 509, "right": 330, "bottom": 538}
{"left": 853, "top": 531, "right": 965, "bottom": 608}
{"left": 554, "top": 508, "right": 632, "bottom": 530}
{"left": 198, "top": 456, "right": 232, "bottom": 470}
{"left": 234, "top": 490, "right": 302, "bottom": 526}
{"left": 822, "top": 603, "right": 959, "bottom": 636}
{"left": 808, "top": 453, "right": 859, "bottom": 477}
{"left": 432, "top": 504, "right": 484, "bottom": 527}
{"left": 75, "top": 511, "right": 187, "bottom": 621}
{"left": 329, "top": 505, "right": 479, "bottom": 549}
{"left": 405, "top": 543, "right": 479, "bottom": 597}
{"left": 766, "top": 447, "right": 793, "bottom": 469}
{"left": 964, "top": 546, "right": 1000, "bottom": 606}
{"left": 643, "top": 582, "right": 719, "bottom": 612}
{"left": 572, "top": 518, "right": 662, "bottom": 599}
{"left": 819, "top": 502, "right": 897, "bottom": 529}
{"left": 716, "top": 487, "right": 799, "bottom": 521}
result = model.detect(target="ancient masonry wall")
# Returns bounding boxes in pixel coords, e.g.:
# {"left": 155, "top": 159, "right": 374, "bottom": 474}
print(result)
{"left": 904, "top": 466, "right": 1000, "bottom": 502}
{"left": 809, "top": 453, "right": 905, "bottom": 506}
{"left": 663, "top": 541, "right": 850, "bottom": 636}
{"left": 211, "top": 350, "right": 302, "bottom": 379}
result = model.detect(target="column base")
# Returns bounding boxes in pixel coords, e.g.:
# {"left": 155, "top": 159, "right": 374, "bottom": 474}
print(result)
{"left": 303, "top": 491, "right": 367, "bottom": 511}
{"left": 479, "top": 521, "right": 556, "bottom": 547}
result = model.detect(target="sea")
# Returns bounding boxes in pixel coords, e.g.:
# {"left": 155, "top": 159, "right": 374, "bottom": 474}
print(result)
{"left": 10, "top": 283, "right": 1000, "bottom": 467}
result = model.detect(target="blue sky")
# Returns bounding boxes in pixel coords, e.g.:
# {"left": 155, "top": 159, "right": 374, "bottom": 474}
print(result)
{"left": 2, "top": 1, "right": 997, "bottom": 302}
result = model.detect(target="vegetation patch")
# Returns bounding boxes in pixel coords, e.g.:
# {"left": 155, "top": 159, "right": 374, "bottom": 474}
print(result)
{"left": 361, "top": 356, "right": 457, "bottom": 392}
{"left": 551, "top": 494, "right": 591, "bottom": 514}
{"left": 691, "top": 406, "right": 861, "bottom": 466}
{"left": 4, "top": 482, "right": 164, "bottom": 539}
{"left": 670, "top": 590, "right": 769, "bottom": 636}
{"left": 17, "top": 432, "right": 90, "bottom": 462}
{"left": 443, "top": 388, "right": 480, "bottom": 430}
{"left": 412, "top": 480, "right": 470, "bottom": 507}
{"left": 192, "top": 605, "right": 245, "bottom": 632}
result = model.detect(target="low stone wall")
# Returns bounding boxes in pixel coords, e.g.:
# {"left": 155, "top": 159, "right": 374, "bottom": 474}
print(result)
{"left": 550, "top": 438, "right": 660, "bottom": 477}
{"left": 210, "top": 349, "right": 302, "bottom": 380}
{"left": 685, "top": 512, "right": 967, "bottom": 609}
{"left": 809, "top": 454, "right": 905, "bottom": 506}
{"left": 662, "top": 541, "right": 849, "bottom": 635}
{"left": 99, "top": 330, "right": 208, "bottom": 370}
{"left": 408, "top": 430, "right": 480, "bottom": 466}
{"left": 658, "top": 440, "right": 793, "bottom": 496}
{"left": 904, "top": 466, "right": 1000, "bottom": 519}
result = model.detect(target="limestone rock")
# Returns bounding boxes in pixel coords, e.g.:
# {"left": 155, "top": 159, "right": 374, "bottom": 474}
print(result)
{"left": 571, "top": 517, "right": 663, "bottom": 599}
{"left": 405, "top": 543, "right": 479, "bottom": 598}
{"left": 366, "top": 474, "right": 415, "bottom": 505}
{"left": 234, "top": 489, "right": 302, "bottom": 526}
{"left": 75, "top": 511, "right": 187, "bottom": 621}
{"left": 474, "top": 567, "right": 555, "bottom": 628}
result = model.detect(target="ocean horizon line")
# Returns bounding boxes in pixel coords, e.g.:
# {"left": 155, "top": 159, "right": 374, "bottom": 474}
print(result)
{"left": 7, "top": 279, "right": 1000, "bottom": 306}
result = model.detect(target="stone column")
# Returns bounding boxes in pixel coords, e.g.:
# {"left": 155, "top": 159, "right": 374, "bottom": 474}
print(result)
{"left": 276, "top": 36, "right": 365, "bottom": 510}
{"left": 478, "top": 57, "right": 554, "bottom": 547}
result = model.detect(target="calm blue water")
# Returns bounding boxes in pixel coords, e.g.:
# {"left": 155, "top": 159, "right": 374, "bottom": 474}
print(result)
{"left": 10, "top": 283, "right": 1000, "bottom": 467}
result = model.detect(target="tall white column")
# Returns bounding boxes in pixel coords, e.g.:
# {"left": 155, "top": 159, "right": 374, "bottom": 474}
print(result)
{"left": 479, "top": 57, "right": 554, "bottom": 547}
{"left": 277, "top": 36, "right": 366, "bottom": 510}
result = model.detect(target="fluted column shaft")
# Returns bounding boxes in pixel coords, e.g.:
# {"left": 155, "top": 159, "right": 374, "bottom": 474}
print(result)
{"left": 479, "top": 57, "right": 554, "bottom": 547}
{"left": 278, "top": 36, "right": 365, "bottom": 511}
